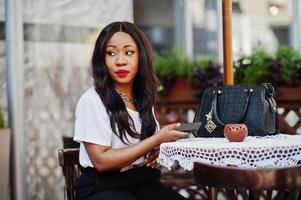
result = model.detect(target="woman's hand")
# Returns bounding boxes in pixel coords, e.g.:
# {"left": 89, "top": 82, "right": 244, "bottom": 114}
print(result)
{"left": 145, "top": 147, "right": 160, "bottom": 168}
{"left": 146, "top": 123, "right": 188, "bottom": 168}
{"left": 156, "top": 123, "right": 189, "bottom": 143}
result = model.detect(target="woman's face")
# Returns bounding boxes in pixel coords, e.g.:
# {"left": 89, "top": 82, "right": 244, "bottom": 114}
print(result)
{"left": 105, "top": 31, "right": 139, "bottom": 88}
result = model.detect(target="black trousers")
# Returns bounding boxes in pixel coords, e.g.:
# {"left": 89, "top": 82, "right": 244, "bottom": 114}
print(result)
{"left": 75, "top": 166, "right": 186, "bottom": 200}
{"left": 86, "top": 179, "right": 185, "bottom": 200}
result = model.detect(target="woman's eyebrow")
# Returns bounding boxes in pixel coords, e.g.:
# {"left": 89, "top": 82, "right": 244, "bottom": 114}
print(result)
{"left": 106, "top": 44, "right": 116, "bottom": 48}
{"left": 106, "top": 44, "right": 136, "bottom": 48}
{"left": 124, "top": 45, "right": 136, "bottom": 48}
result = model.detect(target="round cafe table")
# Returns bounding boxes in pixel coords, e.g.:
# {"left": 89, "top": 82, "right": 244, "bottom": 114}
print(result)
{"left": 157, "top": 134, "right": 301, "bottom": 170}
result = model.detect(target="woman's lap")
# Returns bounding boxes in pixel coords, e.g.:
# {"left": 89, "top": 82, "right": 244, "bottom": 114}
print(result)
{"left": 86, "top": 189, "right": 137, "bottom": 200}
{"left": 77, "top": 167, "right": 185, "bottom": 200}
{"left": 85, "top": 180, "right": 185, "bottom": 200}
{"left": 134, "top": 180, "right": 186, "bottom": 200}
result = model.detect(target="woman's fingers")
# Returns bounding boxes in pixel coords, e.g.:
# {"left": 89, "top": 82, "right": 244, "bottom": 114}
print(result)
{"left": 146, "top": 159, "right": 156, "bottom": 167}
{"left": 163, "top": 123, "right": 181, "bottom": 131}
{"left": 146, "top": 147, "right": 159, "bottom": 160}
{"left": 147, "top": 150, "right": 159, "bottom": 161}
{"left": 146, "top": 152, "right": 159, "bottom": 164}
{"left": 147, "top": 158, "right": 160, "bottom": 168}
{"left": 154, "top": 162, "right": 161, "bottom": 169}
{"left": 172, "top": 130, "right": 190, "bottom": 138}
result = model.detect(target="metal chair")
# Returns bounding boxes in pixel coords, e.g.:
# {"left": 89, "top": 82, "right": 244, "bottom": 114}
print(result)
{"left": 193, "top": 162, "right": 301, "bottom": 200}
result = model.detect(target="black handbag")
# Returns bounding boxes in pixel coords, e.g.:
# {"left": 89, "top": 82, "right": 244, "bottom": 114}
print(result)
{"left": 195, "top": 83, "right": 280, "bottom": 137}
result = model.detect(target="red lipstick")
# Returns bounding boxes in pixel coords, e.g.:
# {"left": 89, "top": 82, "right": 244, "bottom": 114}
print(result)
{"left": 115, "top": 69, "right": 129, "bottom": 78}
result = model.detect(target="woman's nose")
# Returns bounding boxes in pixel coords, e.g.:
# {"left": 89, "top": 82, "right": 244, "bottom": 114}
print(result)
{"left": 115, "top": 54, "right": 127, "bottom": 66}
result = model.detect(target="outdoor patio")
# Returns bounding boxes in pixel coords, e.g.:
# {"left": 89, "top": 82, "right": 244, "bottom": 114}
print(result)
{"left": 0, "top": 0, "right": 301, "bottom": 200}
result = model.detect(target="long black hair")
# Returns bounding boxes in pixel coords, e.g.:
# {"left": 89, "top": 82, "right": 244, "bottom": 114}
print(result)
{"left": 91, "top": 21, "right": 159, "bottom": 144}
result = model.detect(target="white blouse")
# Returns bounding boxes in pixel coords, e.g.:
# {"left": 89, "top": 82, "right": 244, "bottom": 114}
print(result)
{"left": 73, "top": 86, "right": 159, "bottom": 168}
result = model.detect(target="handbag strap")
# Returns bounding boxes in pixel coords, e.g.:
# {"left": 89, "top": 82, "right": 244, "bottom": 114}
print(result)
{"left": 193, "top": 104, "right": 202, "bottom": 123}
{"left": 212, "top": 88, "right": 253, "bottom": 126}
{"left": 191, "top": 104, "right": 202, "bottom": 137}
{"left": 263, "top": 83, "right": 280, "bottom": 134}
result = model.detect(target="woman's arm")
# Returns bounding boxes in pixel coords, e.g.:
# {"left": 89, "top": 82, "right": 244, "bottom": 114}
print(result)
{"left": 84, "top": 123, "right": 188, "bottom": 172}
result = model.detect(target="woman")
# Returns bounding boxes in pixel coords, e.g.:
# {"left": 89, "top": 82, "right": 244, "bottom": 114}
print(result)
{"left": 74, "top": 21, "right": 188, "bottom": 200}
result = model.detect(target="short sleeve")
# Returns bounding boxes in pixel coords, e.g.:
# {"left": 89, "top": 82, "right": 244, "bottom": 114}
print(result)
{"left": 73, "top": 94, "right": 112, "bottom": 146}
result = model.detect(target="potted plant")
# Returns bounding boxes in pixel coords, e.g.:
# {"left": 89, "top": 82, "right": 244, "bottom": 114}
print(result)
{"left": 234, "top": 46, "right": 301, "bottom": 86}
{"left": 234, "top": 46, "right": 301, "bottom": 107}
{"left": 0, "top": 105, "right": 11, "bottom": 200}
{"left": 154, "top": 50, "right": 224, "bottom": 102}
{"left": 269, "top": 47, "right": 301, "bottom": 105}
{"left": 265, "top": 47, "right": 301, "bottom": 87}
{"left": 234, "top": 48, "right": 271, "bottom": 84}
{"left": 192, "top": 55, "right": 223, "bottom": 99}
{"left": 154, "top": 48, "right": 193, "bottom": 98}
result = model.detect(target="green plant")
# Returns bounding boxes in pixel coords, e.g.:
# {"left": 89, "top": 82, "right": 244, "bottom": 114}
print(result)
{"left": 154, "top": 48, "right": 193, "bottom": 79}
{"left": 0, "top": 106, "right": 5, "bottom": 129}
{"left": 195, "top": 55, "right": 219, "bottom": 69}
{"left": 275, "top": 47, "right": 300, "bottom": 81}
{"left": 192, "top": 56, "right": 223, "bottom": 98}
{"left": 235, "top": 46, "right": 301, "bottom": 86}
{"left": 235, "top": 48, "right": 271, "bottom": 84}
{"left": 154, "top": 48, "right": 194, "bottom": 96}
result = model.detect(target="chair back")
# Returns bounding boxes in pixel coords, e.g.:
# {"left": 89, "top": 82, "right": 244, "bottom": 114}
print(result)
{"left": 58, "top": 148, "right": 82, "bottom": 200}
{"left": 193, "top": 162, "right": 301, "bottom": 200}
{"left": 63, "top": 136, "right": 80, "bottom": 149}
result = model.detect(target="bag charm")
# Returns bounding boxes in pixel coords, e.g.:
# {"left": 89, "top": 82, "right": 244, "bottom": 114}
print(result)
{"left": 205, "top": 108, "right": 216, "bottom": 133}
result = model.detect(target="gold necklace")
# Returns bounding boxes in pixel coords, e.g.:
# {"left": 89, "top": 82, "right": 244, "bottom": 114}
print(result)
{"left": 115, "top": 89, "right": 135, "bottom": 104}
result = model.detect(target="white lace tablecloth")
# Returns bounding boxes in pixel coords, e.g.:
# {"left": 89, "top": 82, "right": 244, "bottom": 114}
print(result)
{"left": 157, "top": 134, "right": 301, "bottom": 171}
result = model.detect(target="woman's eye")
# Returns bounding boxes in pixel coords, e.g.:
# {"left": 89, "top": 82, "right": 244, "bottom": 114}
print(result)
{"left": 126, "top": 51, "right": 134, "bottom": 56}
{"left": 107, "top": 51, "right": 116, "bottom": 56}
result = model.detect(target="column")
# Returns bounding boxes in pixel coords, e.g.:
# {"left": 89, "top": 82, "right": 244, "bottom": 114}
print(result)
{"left": 291, "top": 0, "right": 301, "bottom": 53}
{"left": 174, "top": 0, "right": 194, "bottom": 60}
{"left": 5, "top": 0, "right": 26, "bottom": 199}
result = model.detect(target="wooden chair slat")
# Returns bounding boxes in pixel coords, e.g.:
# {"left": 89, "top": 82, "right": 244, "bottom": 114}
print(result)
{"left": 58, "top": 148, "right": 82, "bottom": 200}
{"left": 193, "top": 162, "right": 301, "bottom": 200}
{"left": 225, "top": 189, "right": 237, "bottom": 200}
